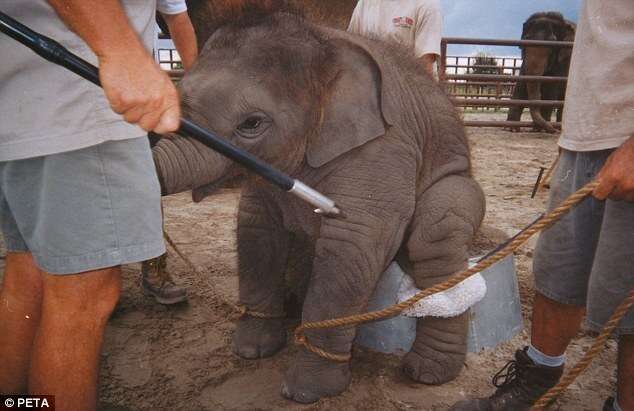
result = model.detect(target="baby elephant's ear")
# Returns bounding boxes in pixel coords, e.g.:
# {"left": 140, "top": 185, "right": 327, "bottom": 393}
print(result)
{"left": 306, "top": 41, "right": 388, "bottom": 168}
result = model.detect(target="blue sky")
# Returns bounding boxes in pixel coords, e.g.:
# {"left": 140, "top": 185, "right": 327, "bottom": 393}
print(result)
{"left": 439, "top": 0, "right": 582, "bottom": 56}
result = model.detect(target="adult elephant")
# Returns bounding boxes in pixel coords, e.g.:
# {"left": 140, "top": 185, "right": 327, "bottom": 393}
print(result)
{"left": 152, "top": 3, "right": 485, "bottom": 404}
{"left": 506, "top": 12, "right": 575, "bottom": 133}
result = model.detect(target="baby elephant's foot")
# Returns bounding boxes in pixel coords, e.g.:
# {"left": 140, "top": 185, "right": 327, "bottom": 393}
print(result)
{"left": 232, "top": 317, "right": 286, "bottom": 359}
{"left": 402, "top": 313, "right": 468, "bottom": 385}
{"left": 402, "top": 343, "right": 466, "bottom": 385}
{"left": 281, "top": 349, "right": 351, "bottom": 404}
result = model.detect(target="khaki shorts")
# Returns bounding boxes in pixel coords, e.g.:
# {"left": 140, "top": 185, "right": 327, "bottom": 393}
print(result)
{"left": 0, "top": 138, "right": 165, "bottom": 274}
{"left": 533, "top": 149, "right": 634, "bottom": 335}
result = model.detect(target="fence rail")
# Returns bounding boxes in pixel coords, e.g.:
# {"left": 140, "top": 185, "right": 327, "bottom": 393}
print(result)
{"left": 462, "top": 120, "right": 561, "bottom": 129}
{"left": 167, "top": 69, "right": 184, "bottom": 81}
{"left": 452, "top": 98, "right": 564, "bottom": 108}
{"left": 445, "top": 73, "right": 568, "bottom": 83}
{"left": 442, "top": 37, "right": 574, "bottom": 47}
{"left": 441, "top": 37, "right": 573, "bottom": 129}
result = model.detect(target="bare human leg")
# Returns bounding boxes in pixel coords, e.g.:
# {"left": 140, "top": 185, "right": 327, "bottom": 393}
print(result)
{"left": 0, "top": 253, "right": 43, "bottom": 393}
{"left": 530, "top": 292, "right": 585, "bottom": 356}
{"left": 28, "top": 267, "right": 121, "bottom": 411}
{"left": 617, "top": 334, "right": 634, "bottom": 411}
{"left": 449, "top": 292, "right": 583, "bottom": 410}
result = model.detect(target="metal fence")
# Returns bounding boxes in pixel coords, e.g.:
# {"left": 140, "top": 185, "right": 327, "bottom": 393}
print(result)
{"left": 443, "top": 55, "right": 520, "bottom": 113}
{"left": 440, "top": 37, "right": 573, "bottom": 129}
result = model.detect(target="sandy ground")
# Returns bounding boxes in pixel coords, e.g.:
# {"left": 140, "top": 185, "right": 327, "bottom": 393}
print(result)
{"left": 0, "top": 113, "right": 619, "bottom": 410}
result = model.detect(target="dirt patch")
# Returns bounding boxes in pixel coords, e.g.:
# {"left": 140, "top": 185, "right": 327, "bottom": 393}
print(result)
{"left": 0, "top": 117, "right": 617, "bottom": 410}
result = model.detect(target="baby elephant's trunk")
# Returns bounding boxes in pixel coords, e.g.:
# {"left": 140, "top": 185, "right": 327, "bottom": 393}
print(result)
{"left": 152, "top": 136, "right": 227, "bottom": 196}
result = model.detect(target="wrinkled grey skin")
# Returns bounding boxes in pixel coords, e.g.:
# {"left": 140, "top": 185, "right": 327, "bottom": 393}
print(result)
{"left": 153, "top": 13, "right": 485, "bottom": 403}
{"left": 506, "top": 12, "right": 576, "bottom": 133}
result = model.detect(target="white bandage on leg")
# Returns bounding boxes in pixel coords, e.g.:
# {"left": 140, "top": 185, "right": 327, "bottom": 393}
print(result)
{"left": 397, "top": 267, "right": 487, "bottom": 318}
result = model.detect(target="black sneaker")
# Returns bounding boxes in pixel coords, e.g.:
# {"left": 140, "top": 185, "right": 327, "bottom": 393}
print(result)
{"left": 140, "top": 254, "right": 188, "bottom": 305}
{"left": 449, "top": 347, "right": 563, "bottom": 411}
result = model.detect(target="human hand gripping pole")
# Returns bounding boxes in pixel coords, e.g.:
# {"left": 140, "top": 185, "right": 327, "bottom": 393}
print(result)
{"left": 0, "top": 11, "right": 340, "bottom": 216}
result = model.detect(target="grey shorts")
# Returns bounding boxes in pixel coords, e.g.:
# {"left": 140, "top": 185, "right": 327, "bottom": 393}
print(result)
{"left": 0, "top": 137, "right": 165, "bottom": 274}
{"left": 534, "top": 149, "right": 634, "bottom": 335}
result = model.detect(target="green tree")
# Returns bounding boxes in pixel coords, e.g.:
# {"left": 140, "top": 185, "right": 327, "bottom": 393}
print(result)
{"left": 471, "top": 52, "right": 501, "bottom": 74}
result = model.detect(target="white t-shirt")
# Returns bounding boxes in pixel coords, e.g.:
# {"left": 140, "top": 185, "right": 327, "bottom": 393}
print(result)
{"left": 347, "top": 0, "right": 442, "bottom": 58}
{"left": 157, "top": 0, "right": 187, "bottom": 15}
{"left": 558, "top": 0, "right": 634, "bottom": 152}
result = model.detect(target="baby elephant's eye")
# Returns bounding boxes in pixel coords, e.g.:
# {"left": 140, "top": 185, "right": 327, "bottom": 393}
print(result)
{"left": 236, "top": 113, "right": 271, "bottom": 139}
{"left": 242, "top": 117, "right": 262, "bottom": 129}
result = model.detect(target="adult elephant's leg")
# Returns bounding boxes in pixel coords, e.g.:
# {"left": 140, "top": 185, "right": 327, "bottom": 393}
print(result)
{"left": 232, "top": 188, "right": 290, "bottom": 359}
{"left": 282, "top": 213, "right": 407, "bottom": 403}
{"left": 541, "top": 106, "right": 554, "bottom": 123}
{"left": 400, "top": 175, "right": 485, "bottom": 385}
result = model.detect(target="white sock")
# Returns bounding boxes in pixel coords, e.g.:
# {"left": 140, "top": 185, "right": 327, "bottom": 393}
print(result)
{"left": 527, "top": 344, "right": 565, "bottom": 367}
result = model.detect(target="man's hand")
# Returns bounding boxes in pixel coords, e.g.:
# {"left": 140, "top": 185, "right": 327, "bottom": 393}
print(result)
{"left": 99, "top": 50, "right": 180, "bottom": 134}
{"left": 47, "top": 0, "right": 181, "bottom": 134}
{"left": 593, "top": 136, "right": 634, "bottom": 202}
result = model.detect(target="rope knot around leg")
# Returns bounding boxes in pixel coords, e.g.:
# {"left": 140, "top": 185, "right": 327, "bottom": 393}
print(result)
{"left": 294, "top": 327, "right": 352, "bottom": 362}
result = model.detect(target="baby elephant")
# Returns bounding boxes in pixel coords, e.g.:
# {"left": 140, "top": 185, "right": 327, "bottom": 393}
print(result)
{"left": 152, "top": 9, "right": 485, "bottom": 404}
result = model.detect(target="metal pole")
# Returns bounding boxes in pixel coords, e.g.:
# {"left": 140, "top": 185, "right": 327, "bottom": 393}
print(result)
{"left": 0, "top": 10, "right": 340, "bottom": 216}
{"left": 439, "top": 39, "right": 447, "bottom": 81}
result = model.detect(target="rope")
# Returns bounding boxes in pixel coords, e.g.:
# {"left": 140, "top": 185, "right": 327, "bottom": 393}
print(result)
{"left": 164, "top": 230, "right": 283, "bottom": 319}
{"left": 293, "top": 180, "right": 600, "bottom": 362}
{"left": 163, "top": 230, "right": 201, "bottom": 276}
{"left": 532, "top": 288, "right": 634, "bottom": 410}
